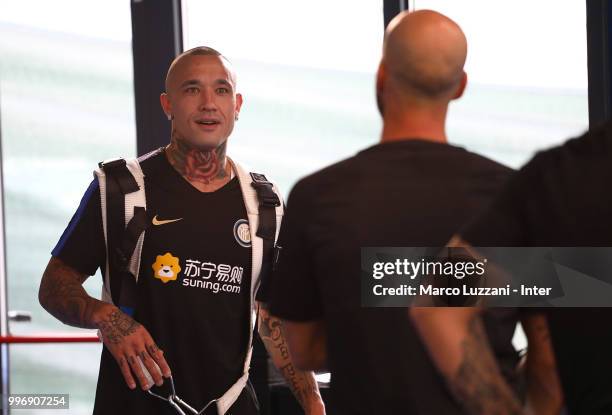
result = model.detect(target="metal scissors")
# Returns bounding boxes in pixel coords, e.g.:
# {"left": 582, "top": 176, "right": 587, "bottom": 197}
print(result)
{"left": 139, "top": 358, "right": 217, "bottom": 415}
{"left": 147, "top": 375, "right": 218, "bottom": 415}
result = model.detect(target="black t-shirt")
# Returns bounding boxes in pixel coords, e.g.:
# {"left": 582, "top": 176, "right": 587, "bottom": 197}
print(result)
{"left": 52, "top": 150, "right": 257, "bottom": 415}
{"left": 460, "top": 122, "right": 612, "bottom": 415}
{"left": 268, "top": 139, "right": 515, "bottom": 415}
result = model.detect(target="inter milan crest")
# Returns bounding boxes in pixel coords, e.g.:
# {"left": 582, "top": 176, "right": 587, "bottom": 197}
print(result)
{"left": 233, "top": 219, "right": 251, "bottom": 248}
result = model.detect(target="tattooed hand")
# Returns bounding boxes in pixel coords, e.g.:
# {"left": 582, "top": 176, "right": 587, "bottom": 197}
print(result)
{"left": 39, "top": 257, "right": 172, "bottom": 391}
{"left": 96, "top": 307, "right": 172, "bottom": 390}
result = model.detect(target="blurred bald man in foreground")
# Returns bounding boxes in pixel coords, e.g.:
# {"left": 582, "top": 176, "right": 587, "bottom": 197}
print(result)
{"left": 264, "top": 10, "right": 528, "bottom": 414}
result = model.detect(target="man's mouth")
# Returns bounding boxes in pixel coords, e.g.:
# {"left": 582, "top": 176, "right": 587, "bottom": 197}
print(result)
{"left": 195, "top": 119, "right": 220, "bottom": 126}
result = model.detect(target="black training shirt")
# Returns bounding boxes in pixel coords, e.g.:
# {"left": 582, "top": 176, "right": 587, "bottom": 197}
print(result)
{"left": 268, "top": 139, "right": 515, "bottom": 415}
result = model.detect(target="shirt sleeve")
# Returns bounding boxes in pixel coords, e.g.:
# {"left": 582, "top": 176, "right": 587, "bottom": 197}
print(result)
{"left": 267, "top": 180, "right": 324, "bottom": 321}
{"left": 51, "top": 178, "right": 105, "bottom": 276}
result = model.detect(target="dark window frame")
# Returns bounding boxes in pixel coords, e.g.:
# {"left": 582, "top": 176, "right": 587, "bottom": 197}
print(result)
{"left": 131, "top": 0, "right": 184, "bottom": 156}
{"left": 384, "top": 0, "right": 409, "bottom": 28}
{"left": 587, "top": 0, "right": 612, "bottom": 127}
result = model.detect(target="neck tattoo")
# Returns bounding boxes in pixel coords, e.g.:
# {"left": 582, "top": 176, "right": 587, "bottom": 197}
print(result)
{"left": 166, "top": 131, "right": 229, "bottom": 185}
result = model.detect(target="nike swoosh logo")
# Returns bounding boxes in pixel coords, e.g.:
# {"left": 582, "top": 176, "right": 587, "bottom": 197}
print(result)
{"left": 152, "top": 215, "right": 183, "bottom": 226}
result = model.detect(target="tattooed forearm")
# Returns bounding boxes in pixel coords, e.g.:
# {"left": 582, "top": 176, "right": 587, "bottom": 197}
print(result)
{"left": 450, "top": 315, "right": 522, "bottom": 415}
{"left": 166, "top": 131, "right": 228, "bottom": 184}
{"left": 97, "top": 309, "right": 142, "bottom": 344}
{"left": 523, "top": 314, "right": 563, "bottom": 415}
{"left": 39, "top": 257, "right": 104, "bottom": 328}
{"left": 258, "top": 305, "right": 321, "bottom": 410}
{"left": 258, "top": 305, "right": 287, "bottom": 357}
{"left": 277, "top": 360, "right": 320, "bottom": 410}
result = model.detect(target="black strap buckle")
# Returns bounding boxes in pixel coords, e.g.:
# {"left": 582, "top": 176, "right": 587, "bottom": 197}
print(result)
{"left": 99, "top": 158, "right": 127, "bottom": 171}
{"left": 250, "top": 173, "right": 280, "bottom": 207}
{"left": 99, "top": 158, "right": 140, "bottom": 195}
{"left": 250, "top": 172, "right": 269, "bottom": 184}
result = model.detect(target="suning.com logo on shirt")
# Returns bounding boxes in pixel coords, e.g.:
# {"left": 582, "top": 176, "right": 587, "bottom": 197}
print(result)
{"left": 181, "top": 258, "right": 244, "bottom": 294}
{"left": 151, "top": 253, "right": 244, "bottom": 294}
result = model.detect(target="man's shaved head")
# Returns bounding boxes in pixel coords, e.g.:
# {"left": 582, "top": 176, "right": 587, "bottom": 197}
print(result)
{"left": 382, "top": 10, "right": 467, "bottom": 101}
{"left": 160, "top": 45, "right": 243, "bottom": 153}
{"left": 165, "top": 46, "right": 237, "bottom": 92}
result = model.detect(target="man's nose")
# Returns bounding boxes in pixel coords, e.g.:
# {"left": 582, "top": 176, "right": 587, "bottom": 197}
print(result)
{"left": 199, "top": 89, "right": 217, "bottom": 111}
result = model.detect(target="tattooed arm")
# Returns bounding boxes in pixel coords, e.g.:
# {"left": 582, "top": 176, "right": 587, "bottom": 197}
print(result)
{"left": 39, "top": 257, "right": 171, "bottom": 390}
{"left": 521, "top": 313, "right": 563, "bottom": 415}
{"left": 257, "top": 303, "right": 326, "bottom": 415}
{"left": 282, "top": 320, "right": 328, "bottom": 372}
{"left": 410, "top": 308, "right": 523, "bottom": 415}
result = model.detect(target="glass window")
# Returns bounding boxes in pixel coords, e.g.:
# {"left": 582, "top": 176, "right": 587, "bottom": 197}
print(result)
{"left": 411, "top": 0, "right": 588, "bottom": 168}
{"left": 0, "top": 0, "right": 135, "bottom": 412}
{"left": 182, "top": 0, "right": 384, "bottom": 192}
{"left": 9, "top": 343, "right": 102, "bottom": 415}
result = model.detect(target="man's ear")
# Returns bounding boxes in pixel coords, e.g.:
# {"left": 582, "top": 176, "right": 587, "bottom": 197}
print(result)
{"left": 160, "top": 92, "right": 172, "bottom": 120}
{"left": 452, "top": 71, "right": 468, "bottom": 100}
{"left": 235, "top": 93, "right": 243, "bottom": 117}
{"left": 376, "top": 62, "right": 386, "bottom": 96}
{"left": 375, "top": 62, "right": 386, "bottom": 116}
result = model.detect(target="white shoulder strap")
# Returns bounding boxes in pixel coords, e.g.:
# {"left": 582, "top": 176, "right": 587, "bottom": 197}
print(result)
{"left": 123, "top": 158, "right": 147, "bottom": 279}
{"left": 94, "top": 157, "right": 147, "bottom": 305}
{"left": 216, "top": 157, "right": 284, "bottom": 414}
{"left": 231, "top": 157, "right": 284, "bottom": 303}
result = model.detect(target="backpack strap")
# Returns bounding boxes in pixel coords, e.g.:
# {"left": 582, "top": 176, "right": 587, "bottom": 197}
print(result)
{"left": 116, "top": 206, "right": 150, "bottom": 314}
{"left": 218, "top": 158, "right": 284, "bottom": 415}
{"left": 248, "top": 172, "right": 281, "bottom": 415}
{"left": 96, "top": 157, "right": 148, "bottom": 315}
{"left": 249, "top": 172, "right": 281, "bottom": 297}
{"left": 231, "top": 159, "right": 284, "bottom": 305}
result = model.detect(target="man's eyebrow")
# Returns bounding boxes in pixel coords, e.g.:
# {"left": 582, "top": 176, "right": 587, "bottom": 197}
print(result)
{"left": 215, "top": 79, "right": 233, "bottom": 88}
{"left": 179, "top": 79, "right": 201, "bottom": 88}
{"left": 178, "top": 79, "right": 233, "bottom": 89}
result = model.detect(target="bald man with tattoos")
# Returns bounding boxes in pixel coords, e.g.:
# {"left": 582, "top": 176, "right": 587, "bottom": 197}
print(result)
{"left": 39, "top": 46, "right": 324, "bottom": 415}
